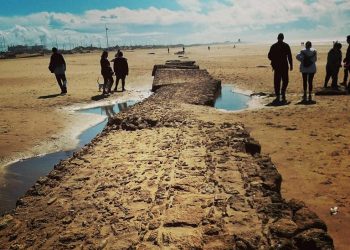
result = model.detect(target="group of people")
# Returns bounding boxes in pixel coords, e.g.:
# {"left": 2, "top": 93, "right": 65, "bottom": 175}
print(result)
{"left": 48, "top": 34, "right": 350, "bottom": 100}
{"left": 268, "top": 33, "right": 350, "bottom": 103}
{"left": 48, "top": 48, "right": 129, "bottom": 95}
{"left": 100, "top": 50, "right": 129, "bottom": 95}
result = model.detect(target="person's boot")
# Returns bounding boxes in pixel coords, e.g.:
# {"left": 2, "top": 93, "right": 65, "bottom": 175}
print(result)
{"left": 308, "top": 93, "right": 312, "bottom": 102}
{"left": 302, "top": 92, "right": 307, "bottom": 102}
{"left": 62, "top": 81, "right": 67, "bottom": 93}
{"left": 281, "top": 94, "right": 287, "bottom": 103}
{"left": 122, "top": 83, "right": 125, "bottom": 92}
{"left": 114, "top": 84, "right": 118, "bottom": 92}
{"left": 273, "top": 94, "right": 280, "bottom": 103}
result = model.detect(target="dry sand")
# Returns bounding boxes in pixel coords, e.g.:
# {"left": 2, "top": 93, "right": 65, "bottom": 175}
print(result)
{"left": 0, "top": 43, "right": 349, "bottom": 249}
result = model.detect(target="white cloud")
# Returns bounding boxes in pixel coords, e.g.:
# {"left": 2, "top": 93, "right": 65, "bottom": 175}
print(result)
{"left": 0, "top": 0, "right": 349, "bottom": 48}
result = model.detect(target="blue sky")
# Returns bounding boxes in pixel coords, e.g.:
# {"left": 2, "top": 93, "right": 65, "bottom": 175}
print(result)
{"left": 0, "top": 0, "right": 349, "bottom": 49}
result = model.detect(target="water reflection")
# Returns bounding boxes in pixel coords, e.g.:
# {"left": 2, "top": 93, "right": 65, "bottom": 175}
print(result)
{"left": 214, "top": 85, "right": 251, "bottom": 110}
{"left": 0, "top": 101, "right": 135, "bottom": 215}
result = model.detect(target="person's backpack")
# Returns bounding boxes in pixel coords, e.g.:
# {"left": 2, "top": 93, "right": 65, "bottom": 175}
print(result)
{"left": 302, "top": 52, "right": 313, "bottom": 67}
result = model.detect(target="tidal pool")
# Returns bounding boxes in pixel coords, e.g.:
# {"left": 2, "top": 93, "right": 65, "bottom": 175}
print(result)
{"left": 0, "top": 101, "right": 135, "bottom": 215}
{"left": 214, "top": 85, "right": 251, "bottom": 110}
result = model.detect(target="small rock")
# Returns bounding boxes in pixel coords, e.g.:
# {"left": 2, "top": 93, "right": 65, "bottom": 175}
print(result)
{"left": 0, "top": 215, "right": 14, "bottom": 230}
{"left": 62, "top": 216, "right": 73, "bottom": 224}
{"left": 47, "top": 197, "right": 57, "bottom": 205}
{"left": 270, "top": 218, "right": 298, "bottom": 237}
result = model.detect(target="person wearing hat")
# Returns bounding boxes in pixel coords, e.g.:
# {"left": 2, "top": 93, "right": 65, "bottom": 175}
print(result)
{"left": 113, "top": 51, "right": 129, "bottom": 92}
{"left": 48, "top": 47, "right": 68, "bottom": 94}
{"left": 268, "top": 33, "right": 293, "bottom": 103}
{"left": 324, "top": 42, "right": 342, "bottom": 89}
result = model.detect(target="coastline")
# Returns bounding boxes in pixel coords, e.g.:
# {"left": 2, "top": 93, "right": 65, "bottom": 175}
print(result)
{"left": 0, "top": 89, "right": 152, "bottom": 171}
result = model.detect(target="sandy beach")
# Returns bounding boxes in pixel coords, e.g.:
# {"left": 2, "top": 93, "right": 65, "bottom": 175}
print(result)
{"left": 0, "top": 44, "right": 349, "bottom": 249}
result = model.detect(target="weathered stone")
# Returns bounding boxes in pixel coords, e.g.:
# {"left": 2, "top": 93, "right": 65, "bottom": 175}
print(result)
{"left": 244, "top": 138, "right": 261, "bottom": 155}
{"left": 294, "top": 208, "right": 327, "bottom": 232}
{"left": 270, "top": 218, "right": 298, "bottom": 238}
{"left": 58, "top": 233, "right": 86, "bottom": 244}
{"left": 293, "top": 228, "right": 334, "bottom": 250}
{"left": 148, "top": 221, "right": 161, "bottom": 230}
{"left": 47, "top": 197, "right": 57, "bottom": 205}
{"left": 0, "top": 215, "right": 13, "bottom": 230}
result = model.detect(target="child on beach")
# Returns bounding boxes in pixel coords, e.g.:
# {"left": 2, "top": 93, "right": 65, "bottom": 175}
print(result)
{"left": 296, "top": 41, "right": 317, "bottom": 102}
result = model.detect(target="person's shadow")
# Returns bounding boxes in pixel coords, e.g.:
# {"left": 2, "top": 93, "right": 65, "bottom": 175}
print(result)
{"left": 91, "top": 94, "right": 109, "bottom": 101}
{"left": 266, "top": 100, "right": 291, "bottom": 107}
{"left": 296, "top": 100, "right": 317, "bottom": 105}
{"left": 38, "top": 94, "right": 62, "bottom": 99}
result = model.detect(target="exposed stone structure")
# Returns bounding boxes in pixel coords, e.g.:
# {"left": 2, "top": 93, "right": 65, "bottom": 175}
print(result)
{"left": 0, "top": 61, "right": 333, "bottom": 249}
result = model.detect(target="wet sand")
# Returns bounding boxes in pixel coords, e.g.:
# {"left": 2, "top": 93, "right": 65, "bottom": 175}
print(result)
{"left": 0, "top": 44, "right": 349, "bottom": 249}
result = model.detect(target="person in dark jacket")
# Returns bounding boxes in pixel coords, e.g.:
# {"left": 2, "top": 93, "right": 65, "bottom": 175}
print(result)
{"left": 324, "top": 42, "right": 342, "bottom": 89}
{"left": 268, "top": 33, "right": 293, "bottom": 103}
{"left": 48, "top": 47, "right": 67, "bottom": 94}
{"left": 341, "top": 35, "right": 350, "bottom": 89}
{"left": 112, "top": 51, "right": 129, "bottom": 92}
{"left": 100, "top": 51, "right": 114, "bottom": 95}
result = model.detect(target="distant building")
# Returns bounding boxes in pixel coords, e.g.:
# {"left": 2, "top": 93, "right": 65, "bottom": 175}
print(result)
{"left": 7, "top": 45, "right": 45, "bottom": 53}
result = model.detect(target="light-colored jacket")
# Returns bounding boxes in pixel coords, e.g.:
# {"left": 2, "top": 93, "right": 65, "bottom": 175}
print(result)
{"left": 296, "top": 48, "right": 317, "bottom": 73}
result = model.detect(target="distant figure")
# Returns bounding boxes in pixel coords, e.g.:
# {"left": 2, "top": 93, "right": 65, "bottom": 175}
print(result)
{"left": 324, "top": 42, "right": 342, "bottom": 89}
{"left": 113, "top": 51, "right": 129, "bottom": 92}
{"left": 296, "top": 41, "right": 317, "bottom": 102}
{"left": 167, "top": 47, "right": 170, "bottom": 54}
{"left": 182, "top": 46, "right": 185, "bottom": 53}
{"left": 48, "top": 47, "right": 67, "bottom": 94}
{"left": 341, "top": 35, "right": 350, "bottom": 89}
{"left": 268, "top": 33, "right": 293, "bottom": 103}
{"left": 233, "top": 45, "right": 236, "bottom": 48}
{"left": 208, "top": 46, "right": 210, "bottom": 51}
{"left": 100, "top": 50, "right": 114, "bottom": 95}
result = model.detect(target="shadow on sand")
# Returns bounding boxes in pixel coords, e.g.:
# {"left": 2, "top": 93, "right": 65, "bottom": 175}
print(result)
{"left": 296, "top": 100, "right": 317, "bottom": 105}
{"left": 265, "top": 100, "right": 291, "bottom": 107}
{"left": 91, "top": 94, "right": 109, "bottom": 101}
{"left": 38, "top": 93, "right": 63, "bottom": 99}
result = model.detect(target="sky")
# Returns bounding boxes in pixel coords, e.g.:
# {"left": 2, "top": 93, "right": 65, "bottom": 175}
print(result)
{"left": 0, "top": 0, "right": 349, "bottom": 49}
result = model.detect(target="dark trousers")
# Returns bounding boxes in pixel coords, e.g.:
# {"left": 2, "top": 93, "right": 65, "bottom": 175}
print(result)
{"left": 324, "top": 66, "right": 339, "bottom": 88}
{"left": 274, "top": 69, "right": 289, "bottom": 99}
{"left": 302, "top": 73, "right": 314, "bottom": 94}
{"left": 55, "top": 74, "right": 67, "bottom": 93}
{"left": 115, "top": 76, "right": 126, "bottom": 91}
{"left": 102, "top": 74, "right": 113, "bottom": 93}
{"left": 343, "top": 67, "right": 349, "bottom": 85}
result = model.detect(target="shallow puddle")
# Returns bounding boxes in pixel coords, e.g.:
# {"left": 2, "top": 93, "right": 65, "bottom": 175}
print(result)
{"left": 214, "top": 85, "right": 251, "bottom": 110}
{"left": 0, "top": 101, "right": 135, "bottom": 215}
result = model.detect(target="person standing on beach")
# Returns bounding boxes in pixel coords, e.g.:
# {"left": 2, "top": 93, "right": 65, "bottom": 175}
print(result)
{"left": 324, "top": 42, "right": 342, "bottom": 89}
{"left": 100, "top": 51, "right": 114, "bottom": 95}
{"left": 296, "top": 41, "right": 317, "bottom": 102}
{"left": 113, "top": 51, "right": 129, "bottom": 92}
{"left": 48, "top": 47, "right": 68, "bottom": 94}
{"left": 341, "top": 35, "right": 350, "bottom": 89}
{"left": 268, "top": 33, "right": 293, "bottom": 103}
